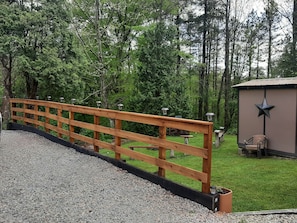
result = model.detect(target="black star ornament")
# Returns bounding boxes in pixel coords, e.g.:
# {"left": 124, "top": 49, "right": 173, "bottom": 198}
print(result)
{"left": 255, "top": 98, "right": 275, "bottom": 118}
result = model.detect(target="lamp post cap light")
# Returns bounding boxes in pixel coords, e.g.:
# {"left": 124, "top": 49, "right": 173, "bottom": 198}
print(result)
{"left": 47, "top": 96, "right": 51, "bottom": 101}
{"left": 205, "top": 112, "right": 215, "bottom": 121}
{"left": 71, "top": 98, "right": 76, "bottom": 104}
{"left": 117, "top": 103, "right": 124, "bottom": 110}
{"left": 96, "top": 100, "right": 102, "bottom": 108}
{"left": 161, "top": 107, "right": 169, "bottom": 115}
{"left": 60, "top": 97, "right": 65, "bottom": 103}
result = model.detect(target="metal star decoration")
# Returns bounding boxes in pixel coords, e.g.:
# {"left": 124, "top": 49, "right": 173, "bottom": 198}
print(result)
{"left": 255, "top": 98, "right": 275, "bottom": 118}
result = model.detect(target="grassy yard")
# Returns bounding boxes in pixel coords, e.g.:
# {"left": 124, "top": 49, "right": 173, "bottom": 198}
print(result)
{"left": 99, "top": 134, "right": 297, "bottom": 212}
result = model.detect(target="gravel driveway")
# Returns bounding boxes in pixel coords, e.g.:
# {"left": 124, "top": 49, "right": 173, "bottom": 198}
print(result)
{"left": 1, "top": 130, "right": 296, "bottom": 223}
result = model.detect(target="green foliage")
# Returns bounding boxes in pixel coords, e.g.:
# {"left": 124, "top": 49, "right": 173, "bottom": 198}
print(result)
{"left": 127, "top": 21, "right": 191, "bottom": 134}
{"left": 273, "top": 41, "right": 297, "bottom": 77}
{"left": 130, "top": 22, "right": 190, "bottom": 116}
{"left": 2, "top": 0, "right": 297, "bottom": 131}
{"left": 0, "top": 3, "right": 23, "bottom": 55}
{"left": 0, "top": 0, "right": 87, "bottom": 100}
{"left": 126, "top": 122, "right": 159, "bottom": 137}
{"left": 71, "top": 0, "right": 153, "bottom": 108}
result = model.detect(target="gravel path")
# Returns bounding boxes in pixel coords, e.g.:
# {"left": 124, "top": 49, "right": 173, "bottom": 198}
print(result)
{"left": 1, "top": 130, "right": 296, "bottom": 223}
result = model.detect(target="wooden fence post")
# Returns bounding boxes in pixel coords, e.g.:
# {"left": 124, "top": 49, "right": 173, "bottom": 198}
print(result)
{"left": 34, "top": 104, "right": 38, "bottom": 128}
{"left": 158, "top": 126, "right": 167, "bottom": 177}
{"left": 22, "top": 102, "right": 26, "bottom": 125}
{"left": 57, "top": 108, "right": 62, "bottom": 138}
{"left": 69, "top": 110, "right": 74, "bottom": 143}
{"left": 23, "top": 103, "right": 30, "bottom": 125}
{"left": 114, "top": 119, "right": 122, "bottom": 160}
{"left": 202, "top": 125, "right": 213, "bottom": 193}
{"left": 11, "top": 102, "right": 17, "bottom": 123}
{"left": 45, "top": 106, "right": 50, "bottom": 133}
{"left": 93, "top": 115, "right": 100, "bottom": 152}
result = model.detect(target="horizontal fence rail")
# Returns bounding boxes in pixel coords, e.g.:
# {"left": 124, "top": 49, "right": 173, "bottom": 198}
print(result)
{"left": 10, "top": 98, "right": 213, "bottom": 193}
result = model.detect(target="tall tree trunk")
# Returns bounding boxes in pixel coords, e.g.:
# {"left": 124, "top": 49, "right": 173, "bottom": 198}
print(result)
{"left": 1, "top": 55, "right": 13, "bottom": 98}
{"left": 216, "top": 75, "right": 224, "bottom": 122}
{"left": 256, "top": 40, "right": 260, "bottom": 78}
{"left": 198, "top": 0, "right": 208, "bottom": 120}
{"left": 24, "top": 71, "right": 38, "bottom": 99}
{"left": 267, "top": 28, "right": 272, "bottom": 78}
{"left": 1, "top": 54, "right": 13, "bottom": 125}
{"left": 95, "top": 0, "right": 108, "bottom": 108}
{"left": 293, "top": 0, "right": 297, "bottom": 74}
{"left": 213, "top": 36, "right": 219, "bottom": 98}
{"left": 176, "top": 14, "right": 181, "bottom": 77}
{"left": 267, "top": 0, "right": 276, "bottom": 78}
{"left": 223, "top": 0, "right": 231, "bottom": 130}
{"left": 248, "top": 49, "right": 252, "bottom": 79}
{"left": 204, "top": 32, "right": 211, "bottom": 115}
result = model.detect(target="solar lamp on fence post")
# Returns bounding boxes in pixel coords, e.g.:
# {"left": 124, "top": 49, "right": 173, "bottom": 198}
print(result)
{"left": 117, "top": 103, "right": 123, "bottom": 111}
{"left": 161, "top": 107, "right": 174, "bottom": 157}
{"left": 96, "top": 101, "right": 102, "bottom": 108}
{"left": 161, "top": 107, "right": 169, "bottom": 116}
{"left": 205, "top": 112, "right": 215, "bottom": 122}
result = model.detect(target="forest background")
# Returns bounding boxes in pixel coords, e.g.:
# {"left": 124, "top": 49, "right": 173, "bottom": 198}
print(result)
{"left": 1, "top": 0, "right": 297, "bottom": 134}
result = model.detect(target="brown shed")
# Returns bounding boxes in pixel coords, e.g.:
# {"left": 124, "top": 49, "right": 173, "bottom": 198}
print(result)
{"left": 233, "top": 77, "right": 297, "bottom": 158}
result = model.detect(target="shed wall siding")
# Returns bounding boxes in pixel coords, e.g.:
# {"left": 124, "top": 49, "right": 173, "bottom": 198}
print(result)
{"left": 238, "top": 90, "right": 264, "bottom": 143}
{"left": 238, "top": 87, "right": 297, "bottom": 156}
{"left": 265, "top": 89, "right": 296, "bottom": 154}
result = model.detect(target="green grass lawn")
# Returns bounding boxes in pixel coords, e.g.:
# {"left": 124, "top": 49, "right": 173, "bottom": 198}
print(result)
{"left": 99, "top": 134, "right": 297, "bottom": 212}
{"left": 211, "top": 135, "right": 297, "bottom": 212}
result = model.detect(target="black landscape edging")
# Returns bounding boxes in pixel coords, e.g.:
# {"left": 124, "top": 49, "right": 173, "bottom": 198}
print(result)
{"left": 7, "top": 122, "right": 219, "bottom": 212}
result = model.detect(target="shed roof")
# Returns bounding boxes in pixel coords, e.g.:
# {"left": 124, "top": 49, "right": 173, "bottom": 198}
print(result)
{"left": 232, "top": 77, "right": 297, "bottom": 89}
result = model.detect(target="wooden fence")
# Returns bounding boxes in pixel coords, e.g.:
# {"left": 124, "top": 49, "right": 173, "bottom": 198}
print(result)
{"left": 10, "top": 98, "right": 213, "bottom": 193}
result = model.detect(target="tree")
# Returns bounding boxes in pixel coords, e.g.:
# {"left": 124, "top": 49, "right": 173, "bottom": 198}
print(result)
{"left": 242, "top": 10, "right": 266, "bottom": 80}
{"left": 223, "top": 0, "right": 231, "bottom": 130}
{"left": 274, "top": 38, "right": 297, "bottom": 77}
{"left": 293, "top": 0, "right": 297, "bottom": 68}
{"left": 273, "top": 0, "right": 297, "bottom": 77}
{"left": 198, "top": 0, "right": 210, "bottom": 120}
{"left": 180, "top": 0, "right": 223, "bottom": 120}
{"left": 131, "top": 22, "right": 190, "bottom": 116}
{"left": 264, "top": 0, "right": 279, "bottom": 78}
{"left": 72, "top": 0, "right": 153, "bottom": 108}
{"left": 0, "top": 1, "right": 24, "bottom": 121}
{"left": 0, "top": 0, "right": 87, "bottom": 102}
